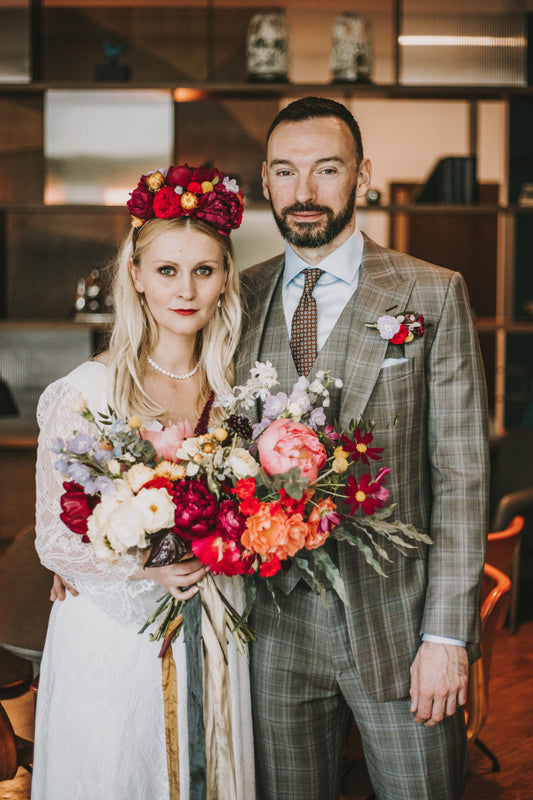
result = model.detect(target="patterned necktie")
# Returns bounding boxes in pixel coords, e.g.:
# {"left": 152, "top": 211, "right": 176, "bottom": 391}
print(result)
{"left": 290, "top": 268, "right": 324, "bottom": 376}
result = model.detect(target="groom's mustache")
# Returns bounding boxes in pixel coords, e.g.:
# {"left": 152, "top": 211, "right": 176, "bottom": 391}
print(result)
{"left": 282, "top": 202, "right": 332, "bottom": 218}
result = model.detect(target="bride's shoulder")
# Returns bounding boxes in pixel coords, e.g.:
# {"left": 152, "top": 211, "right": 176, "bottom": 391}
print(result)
{"left": 38, "top": 359, "right": 109, "bottom": 416}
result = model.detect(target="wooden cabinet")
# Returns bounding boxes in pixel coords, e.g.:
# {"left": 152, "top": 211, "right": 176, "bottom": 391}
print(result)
{"left": 1, "top": 1, "right": 532, "bottom": 438}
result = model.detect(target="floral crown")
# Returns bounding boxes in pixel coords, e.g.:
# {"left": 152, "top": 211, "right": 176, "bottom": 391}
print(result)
{"left": 127, "top": 163, "right": 244, "bottom": 241}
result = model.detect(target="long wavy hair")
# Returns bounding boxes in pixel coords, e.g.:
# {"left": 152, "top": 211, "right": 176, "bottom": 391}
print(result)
{"left": 106, "top": 216, "right": 241, "bottom": 422}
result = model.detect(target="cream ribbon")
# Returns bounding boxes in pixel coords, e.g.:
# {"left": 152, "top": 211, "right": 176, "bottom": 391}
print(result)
{"left": 201, "top": 575, "right": 238, "bottom": 800}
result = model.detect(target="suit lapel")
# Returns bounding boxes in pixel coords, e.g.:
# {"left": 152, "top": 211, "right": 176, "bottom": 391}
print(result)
{"left": 237, "top": 255, "right": 284, "bottom": 378}
{"left": 339, "top": 235, "right": 415, "bottom": 423}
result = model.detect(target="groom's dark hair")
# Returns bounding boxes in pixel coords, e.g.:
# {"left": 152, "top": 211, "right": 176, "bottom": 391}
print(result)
{"left": 266, "top": 96, "right": 364, "bottom": 166}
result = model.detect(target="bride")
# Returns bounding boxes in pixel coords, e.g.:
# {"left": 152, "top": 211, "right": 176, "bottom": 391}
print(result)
{"left": 32, "top": 164, "right": 255, "bottom": 799}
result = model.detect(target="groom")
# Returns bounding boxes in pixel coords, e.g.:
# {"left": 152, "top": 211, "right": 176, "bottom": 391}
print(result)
{"left": 235, "top": 97, "right": 489, "bottom": 799}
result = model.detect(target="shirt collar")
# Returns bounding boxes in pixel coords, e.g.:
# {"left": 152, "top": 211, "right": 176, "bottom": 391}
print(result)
{"left": 283, "top": 228, "right": 364, "bottom": 287}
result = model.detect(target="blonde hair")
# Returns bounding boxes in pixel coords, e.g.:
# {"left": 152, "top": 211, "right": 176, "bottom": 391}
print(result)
{"left": 106, "top": 216, "right": 241, "bottom": 422}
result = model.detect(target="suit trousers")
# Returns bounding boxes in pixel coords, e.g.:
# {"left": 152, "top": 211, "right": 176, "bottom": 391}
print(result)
{"left": 250, "top": 583, "right": 467, "bottom": 800}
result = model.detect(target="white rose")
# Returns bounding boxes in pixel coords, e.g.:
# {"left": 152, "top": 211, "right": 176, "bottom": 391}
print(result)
{"left": 107, "top": 500, "right": 147, "bottom": 550}
{"left": 131, "top": 487, "right": 175, "bottom": 534}
{"left": 70, "top": 396, "right": 88, "bottom": 414}
{"left": 126, "top": 463, "right": 156, "bottom": 493}
{"left": 86, "top": 502, "right": 111, "bottom": 542}
{"left": 226, "top": 448, "right": 259, "bottom": 480}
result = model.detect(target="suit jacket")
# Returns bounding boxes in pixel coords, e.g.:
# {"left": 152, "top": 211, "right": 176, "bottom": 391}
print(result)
{"left": 236, "top": 234, "right": 489, "bottom": 701}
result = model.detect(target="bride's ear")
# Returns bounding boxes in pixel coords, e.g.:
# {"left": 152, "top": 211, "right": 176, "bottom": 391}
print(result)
{"left": 128, "top": 258, "right": 144, "bottom": 293}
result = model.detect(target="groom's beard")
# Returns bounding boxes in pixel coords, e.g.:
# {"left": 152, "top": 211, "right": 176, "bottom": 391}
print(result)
{"left": 269, "top": 185, "right": 357, "bottom": 249}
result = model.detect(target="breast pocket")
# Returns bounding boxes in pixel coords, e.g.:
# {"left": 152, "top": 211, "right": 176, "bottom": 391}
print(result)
{"left": 376, "top": 358, "right": 414, "bottom": 383}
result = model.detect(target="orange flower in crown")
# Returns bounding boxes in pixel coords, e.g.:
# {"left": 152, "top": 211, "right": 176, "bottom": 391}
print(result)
{"left": 127, "top": 163, "right": 244, "bottom": 237}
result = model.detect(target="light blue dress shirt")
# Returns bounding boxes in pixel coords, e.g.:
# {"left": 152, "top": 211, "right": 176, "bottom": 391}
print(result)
{"left": 281, "top": 229, "right": 465, "bottom": 649}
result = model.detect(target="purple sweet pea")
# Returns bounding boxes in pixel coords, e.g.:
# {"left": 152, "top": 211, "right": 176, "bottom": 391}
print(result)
{"left": 263, "top": 392, "right": 288, "bottom": 420}
{"left": 308, "top": 407, "right": 326, "bottom": 429}
{"left": 67, "top": 432, "right": 95, "bottom": 455}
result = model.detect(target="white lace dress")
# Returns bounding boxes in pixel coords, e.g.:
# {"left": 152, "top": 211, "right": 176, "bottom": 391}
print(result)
{"left": 32, "top": 361, "right": 255, "bottom": 800}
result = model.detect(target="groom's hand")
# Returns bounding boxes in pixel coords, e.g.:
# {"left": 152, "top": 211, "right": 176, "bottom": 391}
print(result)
{"left": 409, "top": 641, "right": 469, "bottom": 727}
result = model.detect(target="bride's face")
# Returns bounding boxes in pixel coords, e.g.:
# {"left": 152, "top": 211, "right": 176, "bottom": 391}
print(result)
{"left": 130, "top": 228, "right": 227, "bottom": 340}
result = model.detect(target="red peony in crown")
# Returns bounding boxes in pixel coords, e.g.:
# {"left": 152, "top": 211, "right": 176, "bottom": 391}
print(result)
{"left": 127, "top": 163, "right": 244, "bottom": 238}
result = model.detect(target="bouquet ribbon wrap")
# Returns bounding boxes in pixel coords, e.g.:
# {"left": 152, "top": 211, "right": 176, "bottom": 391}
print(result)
{"left": 161, "top": 576, "right": 237, "bottom": 800}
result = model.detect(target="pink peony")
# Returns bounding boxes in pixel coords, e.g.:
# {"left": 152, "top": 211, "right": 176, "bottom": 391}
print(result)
{"left": 257, "top": 419, "right": 327, "bottom": 484}
{"left": 141, "top": 420, "right": 194, "bottom": 463}
{"left": 217, "top": 499, "right": 246, "bottom": 541}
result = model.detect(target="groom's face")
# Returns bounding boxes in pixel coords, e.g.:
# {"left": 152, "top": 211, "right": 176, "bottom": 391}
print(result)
{"left": 262, "top": 116, "right": 371, "bottom": 253}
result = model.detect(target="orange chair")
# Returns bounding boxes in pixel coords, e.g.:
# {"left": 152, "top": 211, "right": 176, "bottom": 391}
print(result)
{"left": 465, "top": 562, "right": 512, "bottom": 771}
{"left": 485, "top": 514, "right": 524, "bottom": 635}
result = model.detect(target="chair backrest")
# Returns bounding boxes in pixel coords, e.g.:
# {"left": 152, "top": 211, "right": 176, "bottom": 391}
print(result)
{"left": 490, "top": 429, "right": 533, "bottom": 522}
{"left": 0, "top": 701, "right": 18, "bottom": 781}
{"left": 493, "top": 488, "right": 533, "bottom": 534}
{"left": 485, "top": 515, "right": 524, "bottom": 579}
{"left": 465, "top": 562, "right": 511, "bottom": 742}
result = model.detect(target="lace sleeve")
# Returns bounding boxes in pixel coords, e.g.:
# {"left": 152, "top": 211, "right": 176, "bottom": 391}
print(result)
{"left": 35, "top": 376, "right": 162, "bottom": 627}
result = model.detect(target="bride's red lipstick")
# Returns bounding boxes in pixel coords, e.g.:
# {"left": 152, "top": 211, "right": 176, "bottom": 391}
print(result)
{"left": 172, "top": 309, "right": 197, "bottom": 316}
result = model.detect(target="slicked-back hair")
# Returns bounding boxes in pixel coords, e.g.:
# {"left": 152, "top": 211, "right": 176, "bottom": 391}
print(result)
{"left": 266, "top": 96, "right": 364, "bottom": 166}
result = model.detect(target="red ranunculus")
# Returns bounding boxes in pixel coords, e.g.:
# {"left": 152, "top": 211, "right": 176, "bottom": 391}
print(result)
{"left": 172, "top": 479, "right": 218, "bottom": 540}
{"left": 59, "top": 481, "right": 100, "bottom": 541}
{"left": 217, "top": 499, "right": 246, "bottom": 541}
{"left": 390, "top": 324, "right": 409, "bottom": 345}
{"left": 187, "top": 181, "right": 202, "bottom": 194}
{"left": 196, "top": 190, "right": 243, "bottom": 235}
{"left": 259, "top": 554, "right": 282, "bottom": 577}
{"left": 166, "top": 164, "right": 194, "bottom": 188}
{"left": 126, "top": 182, "right": 155, "bottom": 219}
{"left": 233, "top": 477, "right": 256, "bottom": 500}
{"left": 191, "top": 535, "right": 252, "bottom": 575}
{"left": 153, "top": 185, "right": 183, "bottom": 219}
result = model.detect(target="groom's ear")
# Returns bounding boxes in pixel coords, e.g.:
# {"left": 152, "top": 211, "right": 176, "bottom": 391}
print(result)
{"left": 261, "top": 161, "right": 270, "bottom": 201}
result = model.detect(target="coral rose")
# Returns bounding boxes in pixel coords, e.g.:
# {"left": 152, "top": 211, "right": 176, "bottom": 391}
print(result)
{"left": 242, "top": 503, "right": 307, "bottom": 560}
{"left": 257, "top": 419, "right": 327, "bottom": 484}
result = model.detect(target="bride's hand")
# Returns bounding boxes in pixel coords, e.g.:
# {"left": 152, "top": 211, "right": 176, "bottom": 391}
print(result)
{"left": 141, "top": 554, "right": 209, "bottom": 600}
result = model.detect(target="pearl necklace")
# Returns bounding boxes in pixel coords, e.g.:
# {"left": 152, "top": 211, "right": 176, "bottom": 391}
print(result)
{"left": 147, "top": 355, "right": 201, "bottom": 380}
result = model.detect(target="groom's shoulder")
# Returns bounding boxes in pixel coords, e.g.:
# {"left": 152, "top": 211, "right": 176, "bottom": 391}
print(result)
{"left": 239, "top": 253, "right": 284, "bottom": 294}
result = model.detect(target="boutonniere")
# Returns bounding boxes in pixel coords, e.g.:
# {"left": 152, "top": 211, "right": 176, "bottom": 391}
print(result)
{"left": 365, "top": 312, "right": 424, "bottom": 356}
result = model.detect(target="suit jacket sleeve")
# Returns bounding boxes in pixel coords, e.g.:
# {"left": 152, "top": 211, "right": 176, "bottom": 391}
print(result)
{"left": 421, "top": 270, "right": 488, "bottom": 650}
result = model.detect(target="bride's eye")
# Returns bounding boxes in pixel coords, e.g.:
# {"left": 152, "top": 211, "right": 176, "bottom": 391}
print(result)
{"left": 196, "top": 265, "right": 213, "bottom": 276}
{"left": 158, "top": 265, "right": 175, "bottom": 276}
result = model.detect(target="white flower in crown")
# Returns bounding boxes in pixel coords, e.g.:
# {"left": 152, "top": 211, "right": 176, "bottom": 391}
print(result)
{"left": 222, "top": 176, "right": 240, "bottom": 193}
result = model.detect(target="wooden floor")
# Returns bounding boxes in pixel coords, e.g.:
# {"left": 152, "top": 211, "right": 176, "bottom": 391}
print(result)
{"left": 3, "top": 615, "right": 533, "bottom": 799}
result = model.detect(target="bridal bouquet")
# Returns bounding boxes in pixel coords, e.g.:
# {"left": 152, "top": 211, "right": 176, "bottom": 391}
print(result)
{"left": 53, "top": 361, "right": 430, "bottom": 646}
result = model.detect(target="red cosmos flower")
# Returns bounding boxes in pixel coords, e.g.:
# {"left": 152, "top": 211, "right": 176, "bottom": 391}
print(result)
{"left": 390, "top": 324, "right": 409, "bottom": 345}
{"left": 59, "top": 481, "right": 100, "bottom": 542}
{"left": 171, "top": 479, "right": 218, "bottom": 540}
{"left": 343, "top": 468, "right": 391, "bottom": 516}
{"left": 341, "top": 428, "right": 383, "bottom": 465}
{"left": 152, "top": 185, "right": 182, "bottom": 219}
{"left": 191, "top": 535, "right": 252, "bottom": 575}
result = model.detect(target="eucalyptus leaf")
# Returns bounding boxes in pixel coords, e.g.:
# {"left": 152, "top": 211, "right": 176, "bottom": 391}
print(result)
{"left": 312, "top": 549, "right": 350, "bottom": 606}
{"left": 293, "top": 556, "right": 328, "bottom": 607}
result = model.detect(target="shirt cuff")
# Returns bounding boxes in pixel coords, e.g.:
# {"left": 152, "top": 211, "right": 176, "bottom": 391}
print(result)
{"left": 422, "top": 634, "right": 466, "bottom": 647}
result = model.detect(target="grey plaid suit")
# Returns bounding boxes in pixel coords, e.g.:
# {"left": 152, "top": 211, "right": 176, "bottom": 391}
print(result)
{"left": 235, "top": 235, "right": 489, "bottom": 800}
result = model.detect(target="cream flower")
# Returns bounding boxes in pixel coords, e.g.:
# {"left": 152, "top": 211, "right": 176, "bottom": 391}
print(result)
{"left": 226, "top": 448, "right": 259, "bottom": 480}
{"left": 126, "top": 463, "right": 156, "bottom": 493}
{"left": 131, "top": 487, "right": 175, "bottom": 534}
{"left": 106, "top": 501, "right": 148, "bottom": 551}
{"left": 70, "top": 396, "right": 88, "bottom": 414}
